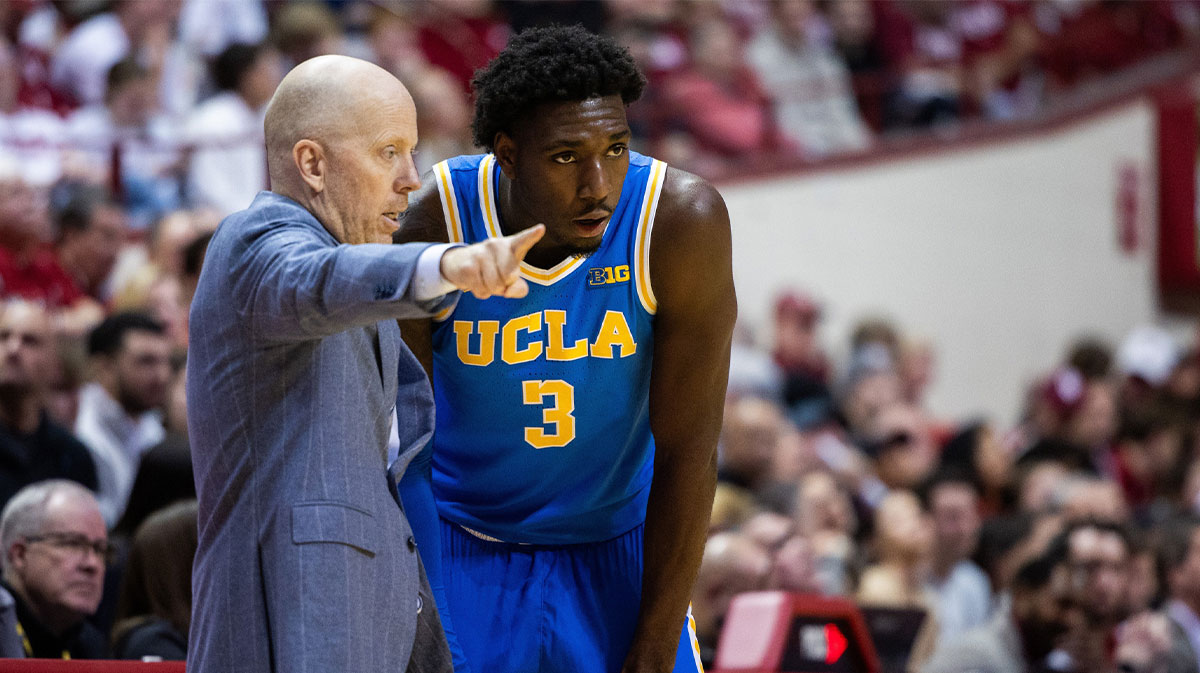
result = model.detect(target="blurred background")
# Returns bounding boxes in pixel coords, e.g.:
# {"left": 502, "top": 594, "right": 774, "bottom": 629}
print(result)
{"left": 3, "top": 0, "right": 1200, "bottom": 670}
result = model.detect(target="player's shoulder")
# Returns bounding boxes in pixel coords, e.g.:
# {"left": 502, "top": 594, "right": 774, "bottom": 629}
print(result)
{"left": 655, "top": 163, "right": 730, "bottom": 235}
{"left": 647, "top": 162, "right": 730, "bottom": 259}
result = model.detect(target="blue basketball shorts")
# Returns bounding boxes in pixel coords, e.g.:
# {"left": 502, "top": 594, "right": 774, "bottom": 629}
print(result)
{"left": 439, "top": 517, "right": 703, "bottom": 673}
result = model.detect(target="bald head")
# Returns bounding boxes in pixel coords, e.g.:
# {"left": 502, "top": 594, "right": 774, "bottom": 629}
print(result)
{"left": 264, "top": 55, "right": 421, "bottom": 245}
{"left": 264, "top": 55, "right": 414, "bottom": 190}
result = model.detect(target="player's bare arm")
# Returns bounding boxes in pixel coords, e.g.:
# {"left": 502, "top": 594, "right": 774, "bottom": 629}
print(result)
{"left": 626, "top": 168, "right": 736, "bottom": 673}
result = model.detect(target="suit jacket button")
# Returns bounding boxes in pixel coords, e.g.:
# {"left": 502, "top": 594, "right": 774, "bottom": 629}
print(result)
{"left": 407, "top": 536, "right": 417, "bottom": 551}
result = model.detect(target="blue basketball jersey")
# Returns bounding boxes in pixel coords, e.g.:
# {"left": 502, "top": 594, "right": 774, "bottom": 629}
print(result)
{"left": 428, "top": 151, "right": 666, "bottom": 544}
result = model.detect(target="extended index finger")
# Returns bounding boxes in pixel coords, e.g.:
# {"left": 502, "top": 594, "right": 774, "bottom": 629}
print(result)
{"left": 507, "top": 224, "right": 545, "bottom": 261}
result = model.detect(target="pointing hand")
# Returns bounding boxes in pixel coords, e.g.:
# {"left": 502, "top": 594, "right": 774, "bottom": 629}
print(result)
{"left": 440, "top": 224, "right": 546, "bottom": 299}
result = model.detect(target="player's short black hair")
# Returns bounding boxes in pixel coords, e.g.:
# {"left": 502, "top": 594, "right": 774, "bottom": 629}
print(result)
{"left": 87, "top": 312, "right": 165, "bottom": 358}
{"left": 470, "top": 24, "right": 646, "bottom": 152}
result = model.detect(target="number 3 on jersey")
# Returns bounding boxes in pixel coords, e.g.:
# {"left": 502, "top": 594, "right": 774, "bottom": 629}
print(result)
{"left": 522, "top": 380, "right": 576, "bottom": 448}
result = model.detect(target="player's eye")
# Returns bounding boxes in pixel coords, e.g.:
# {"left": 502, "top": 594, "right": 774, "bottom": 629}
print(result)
{"left": 552, "top": 153, "right": 576, "bottom": 164}
{"left": 607, "top": 145, "right": 627, "bottom": 157}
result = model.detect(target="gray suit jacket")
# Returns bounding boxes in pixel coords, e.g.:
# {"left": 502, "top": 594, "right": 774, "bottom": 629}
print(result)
{"left": 187, "top": 191, "right": 455, "bottom": 673}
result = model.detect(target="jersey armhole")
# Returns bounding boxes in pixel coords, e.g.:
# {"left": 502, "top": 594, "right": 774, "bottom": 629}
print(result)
{"left": 635, "top": 159, "right": 667, "bottom": 315}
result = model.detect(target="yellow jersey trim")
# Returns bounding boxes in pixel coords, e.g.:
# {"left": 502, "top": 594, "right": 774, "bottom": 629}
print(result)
{"left": 434, "top": 160, "right": 464, "bottom": 244}
{"left": 635, "top": 159, "right": 666, "bottom": 315}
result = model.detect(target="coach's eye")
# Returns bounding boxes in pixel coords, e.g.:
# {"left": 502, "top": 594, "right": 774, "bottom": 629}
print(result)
{"left": 383, "top": 146, "right": 397, "bottom": 159}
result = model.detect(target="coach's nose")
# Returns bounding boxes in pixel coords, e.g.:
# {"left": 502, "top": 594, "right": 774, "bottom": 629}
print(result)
{"left": 394, "top": 152, "right": 421, "bottom": 196}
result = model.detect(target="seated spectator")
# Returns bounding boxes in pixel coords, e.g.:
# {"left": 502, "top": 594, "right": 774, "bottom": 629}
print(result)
{"left": 1164, "top": 516, "right": 1200, "bottom": 669}
{"left": 889, "top": 0, "right": 964, "bottom": 128}
{"left": 828, "top": 0, "right": 898, "bottom": 131}
{"left": 64, "top": 58, "right": 182, "bottom": 229}
{"left": 0, "top": 479, "right": 109, "bottom": 658}
{"left": 48, "top": 0, "right": 174, "bottom": 108}
{"left": 111, "top": 500, "right": 197, "bottom": 660}
{"left": 746, "top": 0, "right": 872, "bottom": 159}
{"left": 414, "top": 0, "right": 507, "bottom": 95}
{"left": 410, "top": 66, "right": 475, "bottom": 174}
{"left": 938, "top": 421, "right": 1012, "bottom": 515}
{"left": 0, "top": 37, "right": 65, "bottom": 186}
{"left": 75, "top": 313, "right": 170, "bottom": 527}
{"left": 270, "top": 2, "right": 343, "bottom": 69}
{"left": 922, "top": 550, "right": 1079, "bottom": 673}
{"left": 792, "top": 470, "right": 856, "bottom": 595}
{"left": 718, "top": 395, "right": 788, "bottom": 496}
{"left": 114, "top": 361, "right": 193, "bottom": 539}
{"left": 184, "top": 41, "right": 281, "bottom": 217}
{"left": 1054, "top": 473, "right": 1130, "bottom": 523}
{"left": 1046, "top": 519, "right": 1135, "bottom": 672}
{"left": 691, "top": 531, "right": 771, "bottom": 669}
{"left": 770, "top": 290, "right": 831, "bottom": 410}
{"left": 837, "top": 341, "right": 902, "bottom": 440}
{"left": 0, "top": 301, "right": 96, "bottom": 511}
{"left": 856, "top": 489, "right": 940, "bottom": 670}
{"left": 0, "top": 178, "right": 70, "bottom": 307}
{"left": 658, "top": 17, "right": 779, "bottom": 177}
{"left": 177, "top": 0, "right": 269, "bottom": 59}
{"left": 920, "top": 471, "right": 992, "bottom": 643}
{"left": 112, "top": 266, "right": 187, "bottom": 352}
{"left": 864, "top": 402, "right": 939, "bottom": 491}
{"left": 51, "top": 181, "right": 128, "bottom": 302}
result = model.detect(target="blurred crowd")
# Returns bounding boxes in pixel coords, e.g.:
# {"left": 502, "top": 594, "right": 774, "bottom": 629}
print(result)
{"left": 0, "top": 0, "right": 1195, "bottom": 667}
{"left": 2, "top": 0, "right": 1199, "bottom": 194}
{"left": 705, "top": 293, "right": 1200, "bottom": 673}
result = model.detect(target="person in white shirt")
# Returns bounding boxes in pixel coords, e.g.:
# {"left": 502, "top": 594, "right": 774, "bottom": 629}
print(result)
{"left": 0, "top": 38, "right": 64, "bottom": 187}
{"left": 745, "top": 0, "right": 871, "bottom": 159}
{"left": 184, "top": 41, "right": 282, "bottom": 217}
{"left": 49, "top": 1, "right": 176, "bottom": 108}
{"left": 65, "top": 58, "right": 182, "bottom": 230}
{"left": 922, "top": 472, "right": 994, "bottom": 644}
{"left": 74, "top": 313, "right": 171, "bottom": 527}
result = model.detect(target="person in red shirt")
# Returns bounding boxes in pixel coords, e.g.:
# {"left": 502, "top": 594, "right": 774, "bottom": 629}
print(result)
{"left": 0, "top": 179, "right": 103, "bottom": 336}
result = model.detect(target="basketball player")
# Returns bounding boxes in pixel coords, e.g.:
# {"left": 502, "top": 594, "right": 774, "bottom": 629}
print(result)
{"left": 395, "top": 25, "right": 735, "bottom": 673}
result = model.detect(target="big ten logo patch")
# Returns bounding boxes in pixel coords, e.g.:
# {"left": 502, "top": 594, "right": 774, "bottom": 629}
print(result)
{"left": 587, "top": 265, "right": 630, "bottom": 288}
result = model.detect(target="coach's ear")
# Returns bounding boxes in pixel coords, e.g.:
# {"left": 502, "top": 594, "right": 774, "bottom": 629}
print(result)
{"left": 294, "top": 139, "right": 327, "bottom": 194}
{"left": 494, "top": 132, "right": 517, "bottom": 179}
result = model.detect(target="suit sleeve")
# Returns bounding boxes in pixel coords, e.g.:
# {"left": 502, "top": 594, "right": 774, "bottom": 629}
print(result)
{"left": 228, "top": 227, "right": 458, "bottom": 342}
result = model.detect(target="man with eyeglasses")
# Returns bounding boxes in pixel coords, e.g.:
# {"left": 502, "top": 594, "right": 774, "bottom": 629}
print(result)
{"left": 0, "top": 479, "right": 108, "bottom": 658}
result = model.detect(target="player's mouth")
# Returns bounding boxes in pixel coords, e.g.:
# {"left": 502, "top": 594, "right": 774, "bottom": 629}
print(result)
{"left": 572, "top": 211, "right": 611, "bottom": 238}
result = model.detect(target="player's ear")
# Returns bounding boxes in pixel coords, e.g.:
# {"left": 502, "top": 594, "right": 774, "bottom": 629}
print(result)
{"left": 494, "top": 133, "right": 517, "bottom": 179}
{"left": 293, "top": 139, "right": 326, "bottom": 193}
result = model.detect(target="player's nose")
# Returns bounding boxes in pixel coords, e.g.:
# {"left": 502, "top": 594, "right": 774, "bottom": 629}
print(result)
{"left": 577, "top": 158, "right": 610, "bottom": 202}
